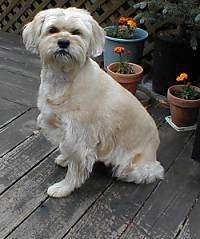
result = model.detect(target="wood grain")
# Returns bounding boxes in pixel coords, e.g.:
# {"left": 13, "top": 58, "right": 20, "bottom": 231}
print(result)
{"left": 177, "top": 198, "right": 200, "bottom": 239}
{"left": 0, "top": 81, "right": 37, "bottom": 106}
{"left": 6, "top": 163, "right": 112, "bottom": 239}
{"left": 122, "top": 135, "right": 200, "bottom": 239}
{"left": 0, "top": 108, "right": 38, "bottom": 156}
{"left": 0, "top": 133, "right": 55, "bottom": 195}
{"left": 0, "top": 97, "right": 27, "bottom": 128}
{"left": 0, "top": 150, "right": 64, "bottom": 238}
{"left": 0, "top": 49, "right": 40, "bottom": 78}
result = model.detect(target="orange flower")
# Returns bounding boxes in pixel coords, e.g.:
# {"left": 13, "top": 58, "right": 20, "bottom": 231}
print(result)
{"left": 127, "top": 18, "right": 137, "bottom": 29}
{"left": 114, "top": 46, "right": 125, "bottom": 54}
{"left": 176, "top": 76, "right": 182, "bottom": 81}
{"left": 180, "top": 73, "right": 188, "bottom": 80}
{"left": 176, "top": 72, "right": 188, "bottom": 82}
{"left": 118, "top": 17, "right": 127, "bottom": 25}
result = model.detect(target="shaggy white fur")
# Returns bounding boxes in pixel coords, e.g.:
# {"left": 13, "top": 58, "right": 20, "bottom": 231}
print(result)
{"left": 23, "top": 7, "right": 164, "bottom": 198}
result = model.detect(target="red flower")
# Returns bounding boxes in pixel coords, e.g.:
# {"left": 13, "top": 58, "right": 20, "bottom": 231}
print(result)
{"left": 118, "top": 17, "right": 128, "bottom": 25}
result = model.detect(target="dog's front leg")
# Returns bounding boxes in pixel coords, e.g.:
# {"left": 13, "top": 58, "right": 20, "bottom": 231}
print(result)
{"left": 47, "top": 150, "right": 96, "bottom": 198}
{"left": 37, "top": 113, "right": 64, "bottom": 146}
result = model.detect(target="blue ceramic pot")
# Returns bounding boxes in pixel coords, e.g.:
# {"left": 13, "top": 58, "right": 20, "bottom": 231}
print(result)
{"left": 104, "top": 27, "right": 148, "bottom": 69}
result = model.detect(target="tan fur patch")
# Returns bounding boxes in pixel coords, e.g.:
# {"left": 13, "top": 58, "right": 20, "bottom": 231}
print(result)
{"left": 132, "top": 153, "right": 142, "bottom": 166}
{"left": 47, "top": 116, "right": 60, "bottom": 128}
{"left": 122, "top": 153, "right": 142, "bottom": 175}
{"left": 96, "top": 138, "right": 114, "bottom": 158}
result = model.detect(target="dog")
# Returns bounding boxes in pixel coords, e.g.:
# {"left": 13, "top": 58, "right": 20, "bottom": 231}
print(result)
{"left": 22, "top": 7, "right": 164, "bottom": 198}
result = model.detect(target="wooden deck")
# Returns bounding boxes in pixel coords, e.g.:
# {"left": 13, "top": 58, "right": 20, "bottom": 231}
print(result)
{"left": 0, "top": 32, "right": 200, "bottom": 239}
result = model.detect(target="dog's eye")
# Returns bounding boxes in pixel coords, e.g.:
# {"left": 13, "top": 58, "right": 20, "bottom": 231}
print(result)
{"left": 71, "top": 29, "right": 81, "bottom": 35}
{"left": 48, "top": 27, "right": 59, "bottom": 34}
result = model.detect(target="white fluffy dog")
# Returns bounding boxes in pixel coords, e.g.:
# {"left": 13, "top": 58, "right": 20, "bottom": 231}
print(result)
{"left": 22, "top": 7, "right": 164, "bottom": 198}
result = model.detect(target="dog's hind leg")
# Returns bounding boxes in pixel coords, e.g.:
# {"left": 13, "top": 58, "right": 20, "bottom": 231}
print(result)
{"left": 116, "top": 142, "right": 164, "bottom": 184}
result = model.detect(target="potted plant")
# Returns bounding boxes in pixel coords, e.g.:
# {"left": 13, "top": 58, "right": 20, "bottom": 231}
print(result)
{"left": 107, "top": 46, "right": 143, "bottom": 94}
{"left": 104, "top": 17, "right": 148, "bottom": 69}
{"left": 134, "top": 0, "right": 200, "bottom": 95}
{"left": 167, "top": 73, "right": 200, "bottom": 127}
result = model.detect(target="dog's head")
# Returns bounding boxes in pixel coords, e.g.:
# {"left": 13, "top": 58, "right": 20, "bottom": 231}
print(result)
{"left": 22, "top": 8, "right": 105, "bottom": 68}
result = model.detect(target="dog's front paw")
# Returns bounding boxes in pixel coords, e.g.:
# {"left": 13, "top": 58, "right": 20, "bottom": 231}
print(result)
{"left": 47, "top": 180, "right": 72, "bottom": 198}
{"left": 55, "top": 155, "right": 68, "bottom": 167}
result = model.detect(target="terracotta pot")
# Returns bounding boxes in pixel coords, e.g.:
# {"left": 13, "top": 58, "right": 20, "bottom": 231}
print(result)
{"left": 167, "top": 85, "right": 200, "bottom": 127}
{"left": 107, "top": 62, "right": 143, "bottom": 94}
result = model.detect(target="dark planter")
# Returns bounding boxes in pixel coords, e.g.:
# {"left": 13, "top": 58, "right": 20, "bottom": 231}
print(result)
{"left": 167, "top": 85, "right": 200, "bottom": 127}
{"left": 104, "top": 27, "right": 148, "bottom": 69}
{"left": 152, "top": 34, "right": 200, "bottom": 95}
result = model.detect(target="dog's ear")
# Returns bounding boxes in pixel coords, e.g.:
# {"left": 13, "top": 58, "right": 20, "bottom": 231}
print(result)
{"left": 88, "top": 18, "right": 105, "bottom": 57}
{"left": 22, "top": 11, "right": 46, "bottom": 54}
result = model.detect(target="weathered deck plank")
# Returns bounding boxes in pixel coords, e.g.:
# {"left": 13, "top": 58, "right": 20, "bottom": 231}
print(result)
{"left": 121, "top": 135, "right": 200, "bottom": 239}
{"left": 177, "top": 196, "right": 200, "bottom": 239}
{"left": 0, "top": 151, "right": 64, "bottom": 239}
{"left": 0, "top": 67, "right": 38, "bottom": 92}
{"left": 0, "top": 133, "right": 55, "bottom": 195}
{"left": 0, "top": 46, "right": 40, "bottom": 77}
{"left": 0, "top": 65, "right": 39, "bottom": 106}
{"left": 0, "top": 32, "right": 40, "bottom": 106}
{"left": 0, "top": 108, "right": 38, "bottom": 156}
{"left": 0, "top": 81, "right": 37, "bottom": 106}
{"left": 0, "top": 97, "right": 28, "bottom": 128}
{"left": 147, "top": 104, "right": 169, "bottom": 127}
{"left": 6, "top": 164, "right": 112, "bottom": 239}
{"left": 177, "top": 220, "right": 192, "bottom": 239}
{"left": 0, "top": 32, "right": 23, "bottom": 48}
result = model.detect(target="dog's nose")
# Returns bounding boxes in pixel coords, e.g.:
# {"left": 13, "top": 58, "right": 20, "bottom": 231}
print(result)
{"left": 57, "top": 39, "right": 70, "bottom": 48}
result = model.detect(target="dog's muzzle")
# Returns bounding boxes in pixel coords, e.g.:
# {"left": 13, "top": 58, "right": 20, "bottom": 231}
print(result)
{"left": 54, "top": 49, "right": 70, "bottom": 57}
{"left": 54, "top": 39, "right": 71, "bottom": 58}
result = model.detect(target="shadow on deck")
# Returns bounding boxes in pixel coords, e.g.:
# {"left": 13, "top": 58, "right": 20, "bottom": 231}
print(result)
{"left": 0, "top": 32, "right": 200, "bottom": 239}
